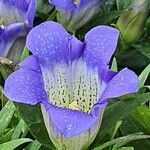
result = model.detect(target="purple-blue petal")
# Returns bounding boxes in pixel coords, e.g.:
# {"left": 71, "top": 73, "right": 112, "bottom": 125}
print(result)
{"left": 19, "top": 55, "right": 41, "bottom": 73}
{"left": 26, "top": 21, "right": 83, "bottom": 67}
{"left": 0, "top": 0, "right": 35, "bottom": 26}
{"left": 83, "top": 26, "right": 119, "bottom": 70}
{"left": 0, "top": 23, "right": 28, "bottom": 57}
{"left": 26, "top": 0, "right": 36, "bottom": 27}
{"left": 100, "top": 68, "right": 139, "bottom": 101}
{"left": 101, "top": 68, "right": 118, "bottom": 83}
{"left": 1, "top": 0, "right": 29, "bottom": 12}
{"left": 43, "top": 101, "right": 99, "bottom": 137}
{"left": 4, "top": 68, "right": 47, "bottom": 105}
{"left": 70, "top": 35, "right": 84, "bottom": 61}
{"left": 49, "top": 0, "right": 76, "bottom": 10}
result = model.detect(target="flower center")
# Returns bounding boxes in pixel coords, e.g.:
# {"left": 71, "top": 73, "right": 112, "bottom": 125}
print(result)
{"left": 42, "top": 59, "right": 101, "bottom": 113}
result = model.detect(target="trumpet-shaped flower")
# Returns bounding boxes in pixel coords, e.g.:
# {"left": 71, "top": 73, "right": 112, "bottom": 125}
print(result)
{"left": 49, "top": 0, "right": 104, "bottom": 30}
{"left": 0, "top": 0, "right": 36, "bottom": 63}
{"left": 4, "top": 21, "right": 138, "bottom": 150}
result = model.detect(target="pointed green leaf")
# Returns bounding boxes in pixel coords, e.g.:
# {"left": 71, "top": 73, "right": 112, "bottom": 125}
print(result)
{"left": 0, "top": 101, "right": 15, "bottom": 137}
{"left": 15, "top": 103, "right": 55, "bottom": 149}
{"left": 139, "top": 64, "right": 150, "bottom": 87}
{"left": 21, "top": 47, "right": 29, "bottom": 61}
{"left": 92, "top": 133, "right": 150, "bottom": 150}
{"left": 0, "top": 138, "right": 32, "bottom": 150}
{"left": 115, "top": 147, "right": 134, "bottom": 150}
{"left": 92, "top": 92, "right": 150, "bottom": 147}
{"left": 25, "top": 140, "right": 41, "bottom": 150}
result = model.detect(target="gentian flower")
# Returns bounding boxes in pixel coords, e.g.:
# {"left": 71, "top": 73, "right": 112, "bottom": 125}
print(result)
{"left": 0, "top": 0, "right": 36, "bottom": 63}
{"left": 4, "top": 21, "right": 138, "bottom": 150}
{"left": 49, "top": 0, "right": 104, "bottom": 30}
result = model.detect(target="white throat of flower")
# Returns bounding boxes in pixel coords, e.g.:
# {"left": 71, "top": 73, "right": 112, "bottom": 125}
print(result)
{"left": 42, "top": 59, "right": 101, "bottom": 113}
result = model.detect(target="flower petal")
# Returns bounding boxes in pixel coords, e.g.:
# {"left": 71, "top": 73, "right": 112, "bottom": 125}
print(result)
{"left": 0, "top": 0, "right": 35, "bottom": 26}
{"left": 4, "top": 68, "right": 47, "bottom": 105}
{"left": 0, "top": 23, "right": 28, "bottom": 57}
{"left": 101, "top": 68, "right": 139, "bottom": 101}
{"left": 19, "top": 55, "right": 42, "bottom": 73}
{"left": 41, "top": 102, "right": 105, "bottom": 149}
{"left": 83, "top": 26, "right": 119, "bottom": 69}
{"left": 26, "top": 0, "right": 36, "bottom": 27}
{"left": 44, "top": 102, "right": 97, "bottom": 137}
{"left": 72, "top": 0, "right": 102, "bottom": 29}
{"left": 1, "top": 0, "right": 29, "bottom": 12}
{"left": 49, "top": 0, "right": 76, "bottom": 10}
{"left": 0, "top": 0, "right": 26, "bottom": 25}
{"left": 26, "top": 21, "right": 83, "bottom": 67}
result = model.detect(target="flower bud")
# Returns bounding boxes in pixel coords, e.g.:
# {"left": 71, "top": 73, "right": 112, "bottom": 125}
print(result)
{"left": 117, "top": 0, "right": 149, "bottom": 44}
{"left": 50, "top": 0, "right": 104, "bottom": 31}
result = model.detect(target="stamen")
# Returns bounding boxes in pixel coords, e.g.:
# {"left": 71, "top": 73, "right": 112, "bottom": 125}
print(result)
{"left": 69, "top": 101, "right": 80, "bottom": 111}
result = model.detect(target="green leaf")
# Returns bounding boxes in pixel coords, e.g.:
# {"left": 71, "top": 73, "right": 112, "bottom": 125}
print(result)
{"left": 111, "top": 57, "right": 118, "bottom": 71}
{"left": 116, "top": 147, "right": 134, "bottom": 150}
{"left": 116, "top": 0, "right": 133, "bottom": 10}
{"left": 116, "top": 45, "right": 150, "bottom": 75}
{"left": 120, "top": 106, "right": 150, "bottom": 150}
{"left": 92, "top": 132, "right": 150, "bottom": 150}
{"left": 91, "top": 92, "right": 150, "bottom": 148}
{"left": 77, "top": 10, "right": 123, "bottom": 38}
{"left": 11, "top": 119, "right": 27, "bottom": 140}
{"left": 25, "top": 140, "right": 41, "bottom": 150}
{"left": 0, "top": 101, "right": 15, "bottom": 137}
{"left": 21, "top": 47, "right": 29, "bottom": 61}
{"left": 131, "top": 105, "right": 150, "bottom": 133}
{"left": 110, "top": 121, "right": 122, "bottom": 140}
{"left": 0, "top": 86, "right": 8, "bottom": 107}
{"left": 15, "top": 103, "right": 55, "bottom": 149}
{"left": 37, "top": 0, "right": 53, "bottom": 14}
{"left": 0, "top": 138, "right": 32, "bottom": 150}
{"left": 0, "top": 129, "right": 14, "bottom": 144}
{"left": 139, "top": 43, "right": 150, "bottom": 59}
{"left": 0, "top": 59, "right": 14, "bottom": 80}
{"left": 112, "top": 134, "right": 150, "bottom": 149}
{"left": 36, "top": 0, "right": 54, "bottom": 20}
{"left": 139, "top": 64, "right": 150, "bottom": 87}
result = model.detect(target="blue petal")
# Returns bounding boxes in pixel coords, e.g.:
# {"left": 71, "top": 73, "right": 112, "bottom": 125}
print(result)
{"left": 49, "top": 0, "right": 76, "bottom": 10}
{"left": 26, "top": 0, "right": 36, "bottom": 27}
{"left": 41, "top": 102, "right": 105, "bottom": 149}
{"left": 0, "top": 0, "right": 35, "bottom": 26}
{"left": 26, "top": 21, "right": 83, "bottom": 67}
{"left": 1, "top": 0, "right": 29, "bottom": 12}
{"left": 101, "top": 68, "right": 139, "bottom": 101}
{"left": 83, "top": 25, "right": 119, "bottom": 70}
{"left": 4, "top": 67, "right": 47, "bottom": 105}
{"left": 0, "top": 23, "right": 28, "bottom": 57}
{"left": 43, "top": 102, "right": 97, "bottom": 137}
{"left": 19, "top": 55, "right": 42, "bottom": 73}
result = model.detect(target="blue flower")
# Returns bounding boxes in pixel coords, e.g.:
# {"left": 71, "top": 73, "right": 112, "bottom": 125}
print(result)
{"left": 0, "top": 0, "right": 36, "bottom": 63}
{"left": 4, "top": 21, "right": 139, "bottom": 150}
{"left": 49, "top": 0, "right": 104, "bottom": 30}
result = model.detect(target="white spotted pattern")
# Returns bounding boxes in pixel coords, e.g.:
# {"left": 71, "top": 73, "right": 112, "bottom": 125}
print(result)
{"left": 42, "top": 59, "right": 101, "bottom": 113}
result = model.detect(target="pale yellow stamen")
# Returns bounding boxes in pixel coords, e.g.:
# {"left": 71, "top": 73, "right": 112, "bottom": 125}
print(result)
{"left": 69, "top": 101, "right": 80, "bottom": 111}
{"left": 74, "top": 0, "right": 80, "bottom": 5}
